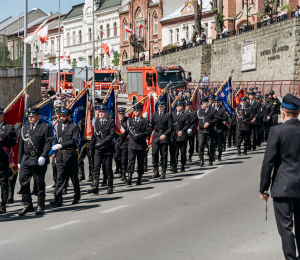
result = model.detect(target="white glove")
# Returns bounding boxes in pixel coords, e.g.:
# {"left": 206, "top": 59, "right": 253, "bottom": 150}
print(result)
{"left": 187, "top": 129, "right": 193, "bottom": 134}
{"left": 52, "top": 144, "right": 63, "bottom": 151}
{"left": 18, "top": 164, "right": 21, "bottom": 169}
{"left": 38, "top": 157, "right": 46, "bottom": 166}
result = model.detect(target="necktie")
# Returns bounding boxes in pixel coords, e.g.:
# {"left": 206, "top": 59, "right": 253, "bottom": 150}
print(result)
{"left": 31, "top": 124, "right": 34, "bottom": 130}
{"left": 101, "top": 121, "right": 103, "bottom": 125}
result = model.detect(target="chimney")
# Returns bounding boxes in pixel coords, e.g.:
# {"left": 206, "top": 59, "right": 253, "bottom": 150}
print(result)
{"left": 48, "top": 12, "right": 53, "bottom": 16}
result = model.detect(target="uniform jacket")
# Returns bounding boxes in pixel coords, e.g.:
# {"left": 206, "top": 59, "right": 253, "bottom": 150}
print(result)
{"left": 172, "top": 112, "right": 190, "bottom": 141}
{"left": 261, "top": 102, "right": 273, "bottom": 123}
{"left": 185, "top": 109, "right": 198, "bottom": 136}
{"left": 235, "top": 106, "right": 253, "bottom": 131}
{"left": 150, "top": 111, "right": 173, "bottom": 143}
{"left": 197, "top": 107, "right": 218, "bottom": 134}
{"left": 267, "top": 97, "right": 281, "bottom": 116}
{"left": 55, "top": 121, "right": 79, "bottom": 163}
{"left": 215, "top": 106, "right": 228, "bottom": 133}
{"left": 0, "top": 122, "right": 17, "bottom": 166}
{"left": 247, "top": 100, "right": 261, "bottom": 124}
{"left": 118, "top": 117, "right": 129, "bottom": 149}
{"left": 18, "top": 121, "right": 52, "bottom": 165}
{"left": 90, "top": 117, "right": 115, "bottom": 154}
{"left": 260, "top": 119, "right": 300, "bottom": 198}
{"left": 124, "top": 117, "right": 151, "bottom": 150}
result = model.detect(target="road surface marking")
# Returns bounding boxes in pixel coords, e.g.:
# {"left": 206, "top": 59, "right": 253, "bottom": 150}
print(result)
{"left": 46, "top": 185, "right": 53, "bottom": 189}
{"left": 102, "top": 205, "right": 129, "bottom": 213}
{"left": 174, "top": 183, "right": 190, "bottom": 188}
{"left": 47, "top": 220, "right": 81, "bottom": 230}
{"left": 191, "top": 167, "right": 223, "bottom": 179}
{"left": 142, "top": 193, "right": 163, "bottom": 200}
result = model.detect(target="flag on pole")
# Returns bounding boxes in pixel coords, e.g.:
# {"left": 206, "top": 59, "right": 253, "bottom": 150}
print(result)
{"left": 125, "top": 25, "right": 134, "bottom": 34}
{"left": 84, "top": 96, "right": 93, "bottom": 140}
{"left": 4, "top": 95, "right": 25, "bottom": 174}
{"left": 60, "top": 51, "right": 70, "bottom": 59}
{"left": 71, "top": 91, "right": 89, "bottom": 157}
{"left": 23, "top": 19, "right": 48, "bottom": 44}
{"left": 100, "top": 30, "right": 105, "bottom": 35}
{"left": 217, "top": 78, "right": 236, "bottom": 117}
{"left": 235, "top": 88, "right": 245, "bottom": 104}
{"left": 100, "top": 41, "right": 114, "bottom": 55}
{"left": 37, "top": 25, "right": 48, "bottom": 44}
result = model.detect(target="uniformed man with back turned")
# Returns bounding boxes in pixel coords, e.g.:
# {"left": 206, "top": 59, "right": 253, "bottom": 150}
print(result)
{"left": 18, "top": 107, "right": 52, "bottom": 216}
{"left": 260, "top": 93, "right": 300, "bottom": 260}
{"left": 50, "top": 108, "right": 80, "bottom": 207}
{"left": 0, "top": 108, "right": 17, "bottom": 214}
{"left": 150, "top": 101, "right": 173, "bottom": 179}
{"left": 267, "top": 90, "right": 281, "bottom": 126}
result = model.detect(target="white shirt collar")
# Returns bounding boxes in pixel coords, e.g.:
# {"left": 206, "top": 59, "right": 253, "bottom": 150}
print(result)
{"left": 31, "top": 120, "right": 39, "bottom": 129}
{"left": 177, "top": 111, "right": 183, "bottom": 116}
{"left": 205, "top": 107, "right": 209, "bottom": 112}
{"left": 135, "top": 116, "right": 141, "bottom": 121}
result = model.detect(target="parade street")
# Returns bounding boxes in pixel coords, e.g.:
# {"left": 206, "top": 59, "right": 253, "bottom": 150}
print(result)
{"left": 0, "top": 142, "right": 282, "bottom": 259}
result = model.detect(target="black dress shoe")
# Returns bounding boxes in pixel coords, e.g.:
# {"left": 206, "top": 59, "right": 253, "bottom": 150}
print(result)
{"left": 87, "top": 176, "right": 93, "bottom": 182}
{"left": 72, "top": 199, "right": 80, "bottom": 205}
{"left": 0, "top": 203, "right": 6, "bottom": 214}
{"left": 136, "top": 179, "right": 142, "bottom": 185}
{"left": 209, "top": 161, "right": 213, "bottom": 166}
{"left": 188, "top": 158, "right": 192, "bottom": 162}
{"left": 87, "top": 188, "right": 99, "bottom": 195}
{"left": 50, "top": 200, "right": 63, "bottom": 207}
{"left": 6, "top": 199, "right": 14, "bottom": 204}
{"left": 181, "top": 166, "right": 185, "bottom": 172}
{"left": 144, "top": 166, "right": 148, "bottom": 172}
{"left": 101, "top": 182, "right": 107, "bottom": 187}
{"left": 18, "top": 205, "right": 34, "bottom": 216}
{"left": 107, "top": 188, "right": 113, "bottom": 194}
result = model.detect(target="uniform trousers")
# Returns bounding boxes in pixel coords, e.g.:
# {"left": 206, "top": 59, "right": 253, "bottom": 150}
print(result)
{"left": 236, "top": 129, "right": 250, "bottom": 148}
{"left": 249, "top": 124, "right": 259, "bottom": 150}
{"left": 56, "top": 157, "right": 80, "bottom": 200}
{"left": 168, "top": 141, "right": 174, "bottom": 167}
{"left": 152, "top": 142, "right": 168, "bottom": 168}
{"left": 0, "top": 157, "right": 9, "bottom": 201}
{"left": 227, "top": 126, "right": 236, "bottom": 147}
{"left": 127, "top": 149, "right": 145, "bottom": 176}
{"left": 19, "top": 164, "right": 47, "bottom": 196}
{"left": 93, "top": 148, "right": 113, "bottom": 182}
{"left": 173, "top": 140, "right": 187, "bottom": 166}
{"left": 215, "top": 132, "right": 224, "bottom": 153}
{"left": 273, "top": 197, "right": 300, "bottom": 260}
{"left": 187, "top": 135, "right": 195, "bottom": 157}
{"left": 78, "top": 147, "right": 87, "bottom": 180}
{"left": 114, "top": 147, "right": 128, "bottom": 173}
{"left": 263, "top": 122, "right": 271, "bottom": 142}
{"left": 198, "top": 131, "right": 215, "bottom": 160}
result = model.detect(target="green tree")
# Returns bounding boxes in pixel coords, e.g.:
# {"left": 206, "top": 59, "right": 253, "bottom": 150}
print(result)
{"left": 94, "top": 56, "right": 99, "bottom": 68}
{"left": 112, "top": 52, "right": 120, "bottom": 67}
{"left": 71, "top": 59, "right": 77, "bottom": 69}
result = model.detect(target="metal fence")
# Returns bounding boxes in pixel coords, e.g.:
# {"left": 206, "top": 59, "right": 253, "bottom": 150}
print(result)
{"left": 0, "top": 34, "right": 31, "bottom": 68}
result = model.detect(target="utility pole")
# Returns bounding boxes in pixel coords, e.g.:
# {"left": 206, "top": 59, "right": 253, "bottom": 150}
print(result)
{"left": 23, "top": 0, "right": 27, "bottom": 90}
{"left": 58, "top": 0, "right": 61, "bottom": 92}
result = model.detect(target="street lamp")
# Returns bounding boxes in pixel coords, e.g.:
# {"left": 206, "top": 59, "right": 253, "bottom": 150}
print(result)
{"left": 246, "top": 0, "right": 255, "bottom": 29}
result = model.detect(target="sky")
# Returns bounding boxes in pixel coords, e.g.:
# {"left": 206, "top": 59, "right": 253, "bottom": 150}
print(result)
{"left": 0, "top": 0, "right": 85, "bottom": 21}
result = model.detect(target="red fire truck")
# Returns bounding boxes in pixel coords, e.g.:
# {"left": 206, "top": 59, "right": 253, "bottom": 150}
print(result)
{"left": 127, "top": 65, "right": 187, "bottom": 103}
{"left": 94, "top": 68, "right": 118, "bottom": 102}
{"left": 41, "top": 71, "right": 50, "bottom": 90}
{"left": 49, "top": 72, "right": 74, "bottom": 94}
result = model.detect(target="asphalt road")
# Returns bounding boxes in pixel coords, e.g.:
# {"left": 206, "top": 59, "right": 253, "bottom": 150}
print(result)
{"left": 0, "top": 98, "right": 284, "bottom": 260}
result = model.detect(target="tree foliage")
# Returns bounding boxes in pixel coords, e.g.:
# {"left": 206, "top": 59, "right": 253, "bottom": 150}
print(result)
{"left": 112, "top": 52, "right": 120, "bottom": 67}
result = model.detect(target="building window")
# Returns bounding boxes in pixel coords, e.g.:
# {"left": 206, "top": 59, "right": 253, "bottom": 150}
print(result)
{"left": 79, "top": 30, "right": 82, "bottom": 43}
{"left": 154, "top": 46, "right": 158, "bottom": 54}
{"left": 89, "top": 28, "right": 92, "bottom": 41}
{"left": 186, "top": 26, "right": 189, "bottom": 39}
{"left": 107, "top": 24, "right": 110, "bottom": 37}
{"left": 153, "top": 11, "right": 158, "bottom": 35}
{"left": 45, "top": 41, "right": 49, "bottom": 51}
{"left": 135, "top": 8, "right": 143, "bottom": 36}
{"left": 67, "top": 33, "right": 70, "bottom": 46}
{"left": 169, "top": 29, "right": 173, "bottom": 44}
{"left": 40, "top": 41, "right": 43, "bottom": 51}
{"left": 176, "top": 28, "right": 179, "bottom": 43}
{"left": 114, "top": 22, "right": 117, "bottom": 36}
{"left": 123, "top": 18, "right": 128, "bottom": 40}
{"left": 73, "top": 32, "right": 76, "bottom": 45}
{"left": 88, "top": 56, "right": 92, "bottom": 66}
{"left": 100, "top": 25, "right": 103, "bottom": 39}
{"left": 122, "top": 50, "right": 128, "bottom": 61}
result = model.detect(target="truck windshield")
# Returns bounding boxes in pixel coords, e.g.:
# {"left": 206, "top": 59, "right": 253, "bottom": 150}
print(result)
{"left": 158, "top": 72, "right": 185, "bottom": 84}
{"left": 42, "top": 73, "right": 49, "bottom": 80}
{"left": 65, "top": 74, "right": 73, "bottom": 82}
{"left": 95, "top": 73, "right": 115, "bottom": 82}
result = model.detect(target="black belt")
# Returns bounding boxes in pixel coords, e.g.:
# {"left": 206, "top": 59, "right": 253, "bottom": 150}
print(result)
{"left": 58, "top": 150, "right": 78, "bottom": 154}
{"left": 25, "top": 151, "right": 41, "bottom": 157}
{"left": 155, "top": 129, "right": 166, "bottom": 134}
{"left": 238, "top": 122, "right": 247, "bottom": 125}
{"left": 198, "top": 128, "right": 210, "bottom": 131}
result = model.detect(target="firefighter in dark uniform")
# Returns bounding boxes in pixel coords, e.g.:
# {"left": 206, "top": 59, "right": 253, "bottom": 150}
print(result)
{"left": 235, "top": 97, "right": 253, "bottom": 155}
{"left": 150, "top": 101, "right": 173, "bottom": 179}
{"left": 50, "top": 108, "right": 80, "bottom": 207}
{"left": 247, "top": 92, "right": 261, "bottom": 151}
{"left": 125, "top": 105, "right": 151, "bottom": 185}
{"left": 115, "top": 107, "right": 129, "bottom": 182}
{"left": 87, "top": 105, "right": 115, "bottom": 195}
{"left": 197, "top": 98, "right": 218, "bottom": 167}
{"left": 18, "top": 107, "right": 52, "bottom": 216}
{"left": 267, "top": 90, "right": 281, "bottom": 126}
{"left": 214, "top": 97, "right": 228, "bottom": 161}
{"left": 184, "top": 101, "right": 197, "bottom": 162}
{"left": 0, "top": 108, "right": 17, "bottom": 213}
{"left": 261, "top": 95, "right": 273, "bottom": 142}
{"left": 255, "top": 94, "right": 263, "bottom": 146}
{"left": 227, "top": 111, "right": 237, "bottom": 147}
{"left": 260, "top": 94, "right": 300, "bottom": 260}
{"left": 172, "top": 101, "right": 190, "bottom": 173}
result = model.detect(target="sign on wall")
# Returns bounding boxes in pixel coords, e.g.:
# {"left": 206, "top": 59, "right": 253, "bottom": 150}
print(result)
{"left": 242, "top": 43, "right": 256, "bottom": 72}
